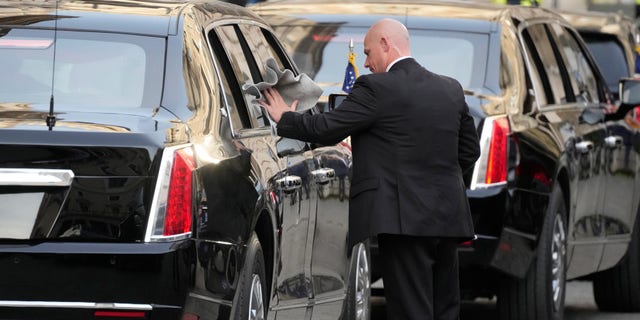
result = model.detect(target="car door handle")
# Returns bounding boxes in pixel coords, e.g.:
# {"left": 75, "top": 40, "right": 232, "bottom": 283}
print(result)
{"left": 311, "top": 168, "right": 335, "bottom": 185}
{"left": 576, "top": 141, "right": 594, "bottom": 154}
{"left": 605, "top": 136, "right": 623, "bottom": 148}
{"left": 276, "top": 176, "right": 302, "bottom": 192}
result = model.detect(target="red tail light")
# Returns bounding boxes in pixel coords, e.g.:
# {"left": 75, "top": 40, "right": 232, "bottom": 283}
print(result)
{"left": 485, "top": 117, "right": 509, "bottom": 184}
{"left": 164, "top": 149, "right": 195, "bottom": 236}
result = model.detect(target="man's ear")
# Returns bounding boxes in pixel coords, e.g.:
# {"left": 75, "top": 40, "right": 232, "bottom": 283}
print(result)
{"left": 380, "top": 37, "right": 390, "bottom": 52}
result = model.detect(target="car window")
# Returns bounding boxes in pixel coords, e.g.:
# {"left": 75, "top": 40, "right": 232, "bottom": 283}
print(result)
{"left": 212, "top": 25, "right": 269, "bottom": 128}
{"left": 271, "top": 25, "right": 489, "bottom": 93}
{"left": 548, "top": 24, "right": 600, "bottom": 104}
{"left": 208, "top": 27, "right": 252, "bottom": 131}
{"left": 0, "top": 28, "right": 164, "bottom": 109}
{"left": 238, "top": 24, "right": 290, "bottom": 77}
{"left": 213, "top": 51, "right": 250, "bottom": 132}
{"left": 581, "top": 32, "right": 630, "bottom": 97}
{"left": 521, "top": 24, "right": 568, "bottom": 107}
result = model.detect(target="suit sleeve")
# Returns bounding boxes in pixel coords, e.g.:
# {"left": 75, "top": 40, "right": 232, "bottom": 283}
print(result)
{"left": 276, "top": 76, "right": 378, "bottom": 145}
{"left": 458, "top": 102, "right": 480, "bottom": 175}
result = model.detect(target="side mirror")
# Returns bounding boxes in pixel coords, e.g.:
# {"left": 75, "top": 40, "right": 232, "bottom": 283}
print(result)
{"left": 620, "top": 78, "right": 640, "bottom": 106}
{"left": 276, "top": 137, "right": 307, "bottom": 157}
{"left": 328, "top": 93, "right": 347, "bottom": 111}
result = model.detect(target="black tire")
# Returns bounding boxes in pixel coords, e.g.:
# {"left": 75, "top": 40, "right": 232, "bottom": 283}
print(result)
{"left": 345, "top": 242, "right": 371, "bottom": 320}
{"left": 592, "top": 212, "right": 640, "bottom": 312}
{"left": 234, "top": 232, "right": 267, "bottom": 320}
{"left": 498, "top": 186, "right": 567, "bottom": 320}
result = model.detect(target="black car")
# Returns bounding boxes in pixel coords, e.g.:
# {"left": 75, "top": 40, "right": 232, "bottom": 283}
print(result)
{"left": 561, "top": 10, "right": 638, "bottom": 100}
{"left": 0, "top": 1, "right": 370, "bottom": 319}
{"left": 252, "top": 0, "right": 640, "bottom": 318}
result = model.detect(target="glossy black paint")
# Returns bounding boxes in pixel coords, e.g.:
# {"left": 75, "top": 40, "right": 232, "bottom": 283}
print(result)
{"left": 0, "top": 1, "right": 356, "bottom": 319}
{"left": 252, "top": 0, "right": 640, "bottom": 305}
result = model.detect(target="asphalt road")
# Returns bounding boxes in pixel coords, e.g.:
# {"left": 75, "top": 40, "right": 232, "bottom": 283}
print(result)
{"left": 370, "top": 280, "right": 640, "bottom": 319}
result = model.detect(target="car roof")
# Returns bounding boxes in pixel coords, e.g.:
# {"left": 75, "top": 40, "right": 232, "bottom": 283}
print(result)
{"left": 251, "top": 0, "right": 568, "bottom": 28}
{"left": 0, "top": 0, "right": 265, "bottom": 36}
{"left": 559, "top": 10, "right": 637, "bottom": 46}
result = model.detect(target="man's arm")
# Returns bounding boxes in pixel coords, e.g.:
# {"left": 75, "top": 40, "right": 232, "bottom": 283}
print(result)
{"left": 259, "top": 78, "right": 377, "bottom": 144}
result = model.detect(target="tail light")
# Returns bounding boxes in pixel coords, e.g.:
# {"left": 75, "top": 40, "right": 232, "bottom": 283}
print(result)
{"left": 470, "top": 116, "right": 510, "bottom": 189}
{"left": 146, "top": 145, "right": 196, "bottom": 242}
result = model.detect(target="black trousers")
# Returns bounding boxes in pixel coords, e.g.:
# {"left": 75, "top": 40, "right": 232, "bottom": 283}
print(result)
{"left": 378, "top": 234, "right": 460, "bottom": 320}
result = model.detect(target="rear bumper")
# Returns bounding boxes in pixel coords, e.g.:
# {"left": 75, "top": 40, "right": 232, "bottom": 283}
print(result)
{"left": 0, "top": 240, "right": 196, "bottom": 319}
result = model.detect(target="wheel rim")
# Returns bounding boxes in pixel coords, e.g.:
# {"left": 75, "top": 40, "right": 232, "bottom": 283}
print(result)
{"left": 249, "top": 274, "right": 264, "bottom": 320}
{"left": 354, "top": 244, "right": 371, "bottom": 320}
{"left": 551, "top": 213, "right": 567, "bottom": 312}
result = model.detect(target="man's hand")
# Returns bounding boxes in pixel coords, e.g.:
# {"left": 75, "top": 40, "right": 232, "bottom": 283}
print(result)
{"left": 258, "top": 87, "right": 298, "bottom": 123}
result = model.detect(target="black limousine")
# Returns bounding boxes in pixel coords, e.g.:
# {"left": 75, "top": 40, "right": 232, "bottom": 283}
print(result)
{"left": 0, "top": 1, "right": 370, "bottom": 319}
{"left": 252, "top": 0, "right": 640, "bottom": 318}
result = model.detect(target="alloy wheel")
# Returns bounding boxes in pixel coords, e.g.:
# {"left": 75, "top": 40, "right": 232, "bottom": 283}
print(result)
{"left": 355, "top": 244, "right": 371, "bottom": 320}
{"left": 551, "top": 213, "right": 567, "bottom": 312}
{"left": 248, "top": 274, "right": 265, "bottom": 320}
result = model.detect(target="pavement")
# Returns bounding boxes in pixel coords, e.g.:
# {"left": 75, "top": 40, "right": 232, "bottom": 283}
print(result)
{"left": 370, "top": 280, "right": 640, "bottom": 319}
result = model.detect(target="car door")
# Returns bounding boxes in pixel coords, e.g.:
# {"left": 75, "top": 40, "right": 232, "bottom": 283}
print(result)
{"left": 208, "top": 23, "right": 315, "bottom": 318}
{"left": 550, "top": 24, "right": 639, "bottom": 271}
{"left": 520, "top": 22, "right": 607, "bottom": 278}
{"left": 237, "top": 24, "right": 355, "bottom": 319}
{"left": 547, "top": 22, "right": 622, "bottom": 272}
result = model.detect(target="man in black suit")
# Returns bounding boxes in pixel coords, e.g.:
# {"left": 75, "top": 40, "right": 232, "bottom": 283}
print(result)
{"left": 259, "top": 18, "right": 480, "bottom": 320}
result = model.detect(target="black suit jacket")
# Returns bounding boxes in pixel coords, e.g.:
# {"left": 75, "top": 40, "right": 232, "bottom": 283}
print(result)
{"left": 277, "top": 58, "right": 481, "bottom": 246}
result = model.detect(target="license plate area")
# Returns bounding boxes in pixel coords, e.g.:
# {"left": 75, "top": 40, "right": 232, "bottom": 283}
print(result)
{"left": 0, "top": 168, "right": 74, "bottom": 240}
{"left": 0, "top": 192, "right": 44, "bottom": 239}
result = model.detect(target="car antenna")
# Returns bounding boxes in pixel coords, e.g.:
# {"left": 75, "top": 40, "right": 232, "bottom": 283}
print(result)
{"left": 46, "top": 0, "right": 59, "bottom": 131}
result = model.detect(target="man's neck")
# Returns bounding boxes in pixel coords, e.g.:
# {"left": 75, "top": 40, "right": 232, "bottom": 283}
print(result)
{"left": 386, "top": 56, "right": 411, "bottom": 72}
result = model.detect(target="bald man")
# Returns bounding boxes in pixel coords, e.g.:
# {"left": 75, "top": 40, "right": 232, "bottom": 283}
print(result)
{"left": 260, "top": 18, "right": 480, "bottom": 320}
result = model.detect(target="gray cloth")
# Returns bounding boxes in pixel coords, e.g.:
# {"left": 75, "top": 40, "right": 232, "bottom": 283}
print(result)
{"left": 242, "top": 58, "right": 322, "bottom": 134}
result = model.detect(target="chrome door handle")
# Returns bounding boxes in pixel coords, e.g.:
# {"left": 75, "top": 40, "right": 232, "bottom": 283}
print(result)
{"left": 276, "top": 176, "right": 302, "bottom": 192}
{"left": 605, "top": 136, "right": 623, "bottom": 148}
{"left": 575, "top": 141, "right": 594, "bottom": 154}
{"left": 311, "top": 168, "right": 335, "bottom": 185}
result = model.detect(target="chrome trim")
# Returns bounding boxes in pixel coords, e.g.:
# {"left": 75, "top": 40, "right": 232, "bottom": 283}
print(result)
{"left": 0, "top": 168, "right": 74, "bottom": 186}
{"left": 0, "top": 301, "right": 152, "bottom": 310}
{"left": 474, "top": 234, "right": 499, "bottom": 240}
{"left": 269, "top": 301, "right": 310, "bottom": 311}
{"left": 503, "top": 227, "right": 536, "bottom": 241}
{"left": 188, "top": 292, "right": 233, "bottom": 307}
{"left": 313, "top": 296, "right": 346, "bottom": 305}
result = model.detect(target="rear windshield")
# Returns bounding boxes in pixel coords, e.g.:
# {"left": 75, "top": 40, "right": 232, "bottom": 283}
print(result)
{"left": 272, "top": 24, "right": 489, "bottom": 92}
{"left": 0, "top": 28, "right": 165, "bottom": 109}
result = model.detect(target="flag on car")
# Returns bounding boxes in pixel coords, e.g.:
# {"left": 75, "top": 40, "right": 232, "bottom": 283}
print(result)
{"left": 342, "top": 47, "right": 358, "bottom": 93}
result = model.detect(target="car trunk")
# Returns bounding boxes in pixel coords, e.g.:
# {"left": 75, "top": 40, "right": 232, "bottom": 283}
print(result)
{"left": 0, "top": 112, "right": 194, "bottom": 312}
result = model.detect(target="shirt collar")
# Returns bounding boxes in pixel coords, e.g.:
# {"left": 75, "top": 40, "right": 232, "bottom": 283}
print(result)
{"left": 386, "top": 56, "right": 412, "bottom": 72}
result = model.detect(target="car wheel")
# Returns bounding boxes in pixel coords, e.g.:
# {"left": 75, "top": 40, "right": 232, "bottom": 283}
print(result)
{"left": 234, "top": 232, "right": 267, "bottom": 320}
{"left": 345, "top": 242, "right": 371, "bottom": 320}
{"left": 498, "top": 186, "right": 567, "bottom": 320}
{"left": 592, "top": 211, "right": 640, "bottom": 312}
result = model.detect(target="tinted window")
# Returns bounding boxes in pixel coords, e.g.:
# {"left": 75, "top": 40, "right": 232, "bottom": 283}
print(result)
{"left": 238, "top": 24, "right": 290, "bottom": 76}
{"left": 522, "top": 24, "right": 567, "bottom": 106}
{"left": 271, "top": 25, "right": 489, "bottom": 93}
{"left": 0, "top": 28, "right": 164, "bottom": 109}
{"left": 549, "top": 24, "right": 600, "bottom": 104}
{"left": 214, "top": 25, "right": 270, "bottom": 128}
{"left": 581, "top": 33, "right": 630, "bottom": 97}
